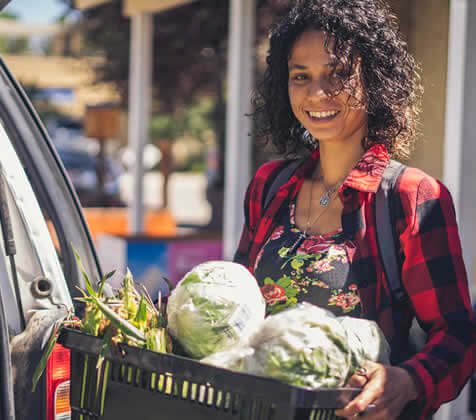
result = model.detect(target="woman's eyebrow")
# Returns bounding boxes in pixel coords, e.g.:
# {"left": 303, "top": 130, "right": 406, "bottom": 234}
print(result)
{"left": 288, "top": 63, "right": 307, "bottom": 70}
{"left": 288, "top": 62, "right": 335, "bottom": 70}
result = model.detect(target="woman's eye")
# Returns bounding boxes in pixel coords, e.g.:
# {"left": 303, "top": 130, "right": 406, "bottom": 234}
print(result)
{"left": 333, "top": 69, "right": 346, "bottom": 79}
{"left": 291, "top": 74, "right": 307, "bottom": 81}
{"left": 331, "top": 64, "right": 348, "bottom": 79}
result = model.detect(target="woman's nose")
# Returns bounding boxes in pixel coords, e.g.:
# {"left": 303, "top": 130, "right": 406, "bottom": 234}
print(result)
{"left": 307, "top": 77, "right": 331, "bottom": 98}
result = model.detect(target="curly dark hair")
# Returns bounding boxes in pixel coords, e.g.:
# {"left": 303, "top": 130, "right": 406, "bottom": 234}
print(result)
{"left": 254, "top": 0, "right": 423, "bottom": 160}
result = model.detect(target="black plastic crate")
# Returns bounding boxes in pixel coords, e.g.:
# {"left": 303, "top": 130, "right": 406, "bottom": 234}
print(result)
{"left": 59, "top": 329, "right": 359, "bottom": 420}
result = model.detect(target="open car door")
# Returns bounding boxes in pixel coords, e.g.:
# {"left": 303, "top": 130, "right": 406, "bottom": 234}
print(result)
{"left": 0, "top": 2, "right": 14, "bottom": 416}
{"left": 0, "top": 267, "right": 14, "bottom": 420}
{"left": 0, "top": 1, "right": 103, "bottom": 418}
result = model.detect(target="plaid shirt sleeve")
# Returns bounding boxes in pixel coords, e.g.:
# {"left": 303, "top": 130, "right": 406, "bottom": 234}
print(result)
{"left": 397, "top": 168, "right": 476, "bottom": 416}
{"left": 233, "top": 160, "right": 287, "bottom": 268}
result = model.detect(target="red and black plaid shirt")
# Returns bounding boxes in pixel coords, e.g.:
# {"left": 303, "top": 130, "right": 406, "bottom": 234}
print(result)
{"left": 234, "top": 144, "right": 476, "bottom": 418}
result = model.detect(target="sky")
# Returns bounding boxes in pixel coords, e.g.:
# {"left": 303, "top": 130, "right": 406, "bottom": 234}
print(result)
{"left": 3, "top": 0, "right": 67, "bottom": 24}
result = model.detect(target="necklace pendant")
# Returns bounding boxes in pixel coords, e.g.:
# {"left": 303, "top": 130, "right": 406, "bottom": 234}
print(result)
{"left": 320, "top": 192, "right": 331, "bottom": 207}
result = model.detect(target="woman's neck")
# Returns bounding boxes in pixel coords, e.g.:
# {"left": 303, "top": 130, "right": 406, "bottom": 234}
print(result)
{"left": 316, "top": 139, "right": 365, "bottom": 186}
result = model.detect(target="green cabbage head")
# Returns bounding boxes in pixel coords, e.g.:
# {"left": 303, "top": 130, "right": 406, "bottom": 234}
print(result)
{"left": 167, "top": 261, "right": 265, "bottom": 359}
{"left": 245, "top": 303, "right": 352, "bottom": 388}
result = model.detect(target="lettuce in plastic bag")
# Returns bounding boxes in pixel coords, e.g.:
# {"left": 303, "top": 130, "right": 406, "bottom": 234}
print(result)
{"left": 202, "top": 346, "right": 255, "bottom": 371}
{"left": 167, "top": 261, "right": 265, "bottom": 359}
{"left": 337, "top": 316, "right": 390, "bottom": 368}
{"left": 202, "top": 303, "right": 391, "bottom": 390}
{"left": 245, "top": 303, "right": 352, "bottom": 388}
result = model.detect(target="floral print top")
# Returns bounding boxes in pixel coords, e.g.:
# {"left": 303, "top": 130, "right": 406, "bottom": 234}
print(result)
{"left": 254, "top": 200, "right": 361, "bottom": 317}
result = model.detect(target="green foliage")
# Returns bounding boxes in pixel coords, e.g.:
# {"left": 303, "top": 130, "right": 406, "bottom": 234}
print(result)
{"left": 33, "top": 247, "right": 172, "bottom": 392}
{"left": 150, "top": 98, "right": 215, "bottom": 173}
{"left": 0, "top": 13, "right": 29, "bottom": 54}
{"left": 0, "top": 11, "right": 19, "bottom": 20}
{"left": 0, "top": 35, "right": 29, "bottom": 54}
{"left": 149, "top": 97, "right": 214, "bottom": 143}
{"left": 186, "top": 159, "right": 206, "bottom": 173}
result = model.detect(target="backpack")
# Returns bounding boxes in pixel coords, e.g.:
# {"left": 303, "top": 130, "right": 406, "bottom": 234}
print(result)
{"left": 262, "top": 158, "right": 426, "bottom": 354}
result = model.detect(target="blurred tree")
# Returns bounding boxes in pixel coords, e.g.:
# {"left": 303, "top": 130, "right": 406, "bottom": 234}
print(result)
{"left": 0, "top": 11, "right": 19, "bottom": 20}
{"left": 0, "top": 11, "right": 29, "bottom": 54}
{"left": 149, "top": 99, "right": 214, "bottom": 157}
{"left": 59, "top": 0, "right": 294, "bottom": 227}
{"left": 59, "top": 0, "right": 291, "bottom": 151}
{"left": 150, "top": 98, "right": 214, "bottom": 208}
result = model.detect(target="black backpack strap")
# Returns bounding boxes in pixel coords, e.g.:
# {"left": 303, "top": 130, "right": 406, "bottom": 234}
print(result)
{"left": 263, "top": 158, "right": 306, "bottom": 210}
{"left": 375, "top": 160, "right": 407, "bottom": 304}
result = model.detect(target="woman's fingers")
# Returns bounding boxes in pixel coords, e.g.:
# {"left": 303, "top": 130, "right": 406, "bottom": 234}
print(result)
{"left": 335, "top": 376, "right": 384, "bottom": 417}
{"left": 335, "top": 363, "right": 419, "bottom": 420}
{"left": 357, "top": 395, "right": 402, "bottom": 420}
{"left": 347, "top": 374, "right": 368, "bottom": 388}
{"left": 335, "top": 362, "right": 383, "bottom": 418}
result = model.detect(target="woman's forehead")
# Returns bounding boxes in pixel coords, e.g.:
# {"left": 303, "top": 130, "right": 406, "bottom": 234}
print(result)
{"left": 288, "top": 30, "right": 333, "bottom": 66}
{"left": 288, "top": 30, "right": 360, "bottom": 70}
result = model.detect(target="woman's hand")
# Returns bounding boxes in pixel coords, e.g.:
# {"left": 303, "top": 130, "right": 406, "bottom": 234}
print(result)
{"left": 334, "top": 361, "right": 419, "bottom": 419}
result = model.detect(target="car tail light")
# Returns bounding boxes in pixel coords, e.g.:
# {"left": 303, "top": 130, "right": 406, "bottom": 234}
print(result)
{"left": 46, "top": 343, "right": 71, "bottom": 420}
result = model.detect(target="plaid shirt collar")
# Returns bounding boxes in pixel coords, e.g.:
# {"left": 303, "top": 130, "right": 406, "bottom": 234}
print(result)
{"left": 293, "top": 143, "right": 390, "bottom": 193}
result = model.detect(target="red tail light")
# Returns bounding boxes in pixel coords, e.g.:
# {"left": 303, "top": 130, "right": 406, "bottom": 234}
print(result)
{"left": 46, "top": 343, "right": 71, "bottom": 420}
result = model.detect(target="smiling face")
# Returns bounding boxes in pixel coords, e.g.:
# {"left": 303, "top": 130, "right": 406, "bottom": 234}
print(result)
{"left": 288, "top": 30, "right": 368, "bottom": 147}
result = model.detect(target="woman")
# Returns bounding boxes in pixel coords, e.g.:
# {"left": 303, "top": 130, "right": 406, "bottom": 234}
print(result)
{"left": 234, "top": 1, "right": 476, "bottom": 419}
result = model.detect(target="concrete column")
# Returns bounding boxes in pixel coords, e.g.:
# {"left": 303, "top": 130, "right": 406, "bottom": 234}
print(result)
{"left": 443, "top": 0, "right": 467, "bottom": 212}
{"left": 128, "top": 12, "right": 153, "bottom": 234}
{"left": 438, "top": 1, "right": 475, "bottom": 419}
{"left": 408, "top": 0, "right": 449, "bottom": 179}
{"left": 223, "top": 0, "right": 255, "bottom": 260}
{"left": 443, "top": 0, "right": 476, "bottom": 297}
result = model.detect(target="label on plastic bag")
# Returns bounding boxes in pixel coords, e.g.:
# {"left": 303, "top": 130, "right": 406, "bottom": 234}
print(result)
{"left": 223, "top": 304, "right": 253, "bottom": 339}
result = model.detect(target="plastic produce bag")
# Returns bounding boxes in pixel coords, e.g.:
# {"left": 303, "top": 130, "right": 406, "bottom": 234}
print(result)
{"left": 202, "top": 346, "right": 255, "bottom": 371}
{"left": 337, "top": 316, "right": 390, "bottom": 367}
{"left": 245, "top": 303, "right": 352, "bottom": 388}
{"left": 167, "top": 261, "right": 266, "bottom": 359}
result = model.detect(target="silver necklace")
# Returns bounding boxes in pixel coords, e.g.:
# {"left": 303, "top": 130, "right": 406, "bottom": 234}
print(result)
{"left": 287, "top": 175, "right": 342, "bottom": 255}
{"left": 304, "top": 175, "right": 338, "bottom": 235}
{"left": 315, "top": 175, "right": 345, "bottom": 207}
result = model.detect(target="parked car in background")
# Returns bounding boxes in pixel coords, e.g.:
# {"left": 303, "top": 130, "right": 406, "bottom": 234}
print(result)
{"left": 45, "top": 117, "right": 83, "bottom": 145}
{"left": 57, "top": 146, "right": 125, "bottom": 207}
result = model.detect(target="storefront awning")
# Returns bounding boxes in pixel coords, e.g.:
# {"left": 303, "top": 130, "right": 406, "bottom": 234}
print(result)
{"left": 75, "top": 0, "right": 197, "bottom": 16}
{"left": 0, "top": 20, "right": 61, "bottom": 37}
{"left": 75, "top": 0, "right": 111, "bottom": 10}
